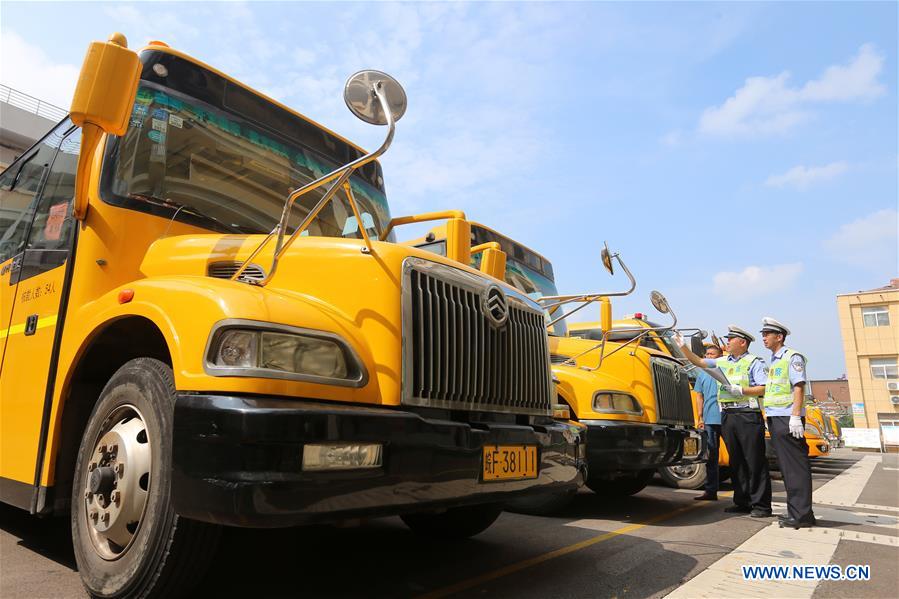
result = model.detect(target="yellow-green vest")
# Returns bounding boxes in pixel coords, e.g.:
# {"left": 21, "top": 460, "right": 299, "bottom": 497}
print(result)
{"left": 715, "top": 353, "right": 761, "bottom": 403}
{"left": 764, "top": 348, "right": 805, "bottom": 409}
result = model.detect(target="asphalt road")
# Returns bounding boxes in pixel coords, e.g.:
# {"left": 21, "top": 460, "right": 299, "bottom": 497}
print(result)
{"left": 2, "top": 449, "right": 896, "bottom": 598}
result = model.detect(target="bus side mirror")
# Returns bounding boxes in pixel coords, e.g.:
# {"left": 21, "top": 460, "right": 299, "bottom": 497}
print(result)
{"left": 478, "top": 246, "right": 506, "bottom": 280}
{"left": 69, "top": 33, "right": 141, "bottom": 219}
{"left": 444, "top": 217, "right": 472, "bottom": 266}
{"left": 690, "top": 334, "right": 705, "bottom": 357}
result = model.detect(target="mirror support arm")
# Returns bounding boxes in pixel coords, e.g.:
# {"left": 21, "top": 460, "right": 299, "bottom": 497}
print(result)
{"left": 232, "top": 81, "right": 396, "bottom": 285}
{"left": 73, "top": 124, "right": 104, "bottom": 220}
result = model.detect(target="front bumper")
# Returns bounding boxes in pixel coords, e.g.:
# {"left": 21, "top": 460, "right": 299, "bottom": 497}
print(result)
{"left": 172, "top": 394, "right": 585, "bottom": 527}
{"left": 580, "top": 420, "right": 702, "bottom": 472}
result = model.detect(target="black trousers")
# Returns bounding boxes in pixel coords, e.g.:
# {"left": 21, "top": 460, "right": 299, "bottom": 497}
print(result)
{"left": 721, "top": 409, "right": 771, "bottom": 511}
{"left": 704, "top": 424, "right": 722, "bottom": 495}
{"left": 768, "top": 415, "right": 813, "bottom": 521}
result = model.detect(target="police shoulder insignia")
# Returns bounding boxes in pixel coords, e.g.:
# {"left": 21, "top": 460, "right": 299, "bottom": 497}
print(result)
{"left": 792, "top": 360, "right": 804, "bottom": 372}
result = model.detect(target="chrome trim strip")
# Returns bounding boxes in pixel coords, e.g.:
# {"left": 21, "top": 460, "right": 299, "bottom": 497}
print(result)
{"left": 203, "top": 318, "right": 369, "bottom": 388}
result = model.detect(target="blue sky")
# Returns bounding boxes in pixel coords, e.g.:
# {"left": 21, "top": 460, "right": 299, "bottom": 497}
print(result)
{"left": 1, "top": 1, "right": 896, "bottom": 378}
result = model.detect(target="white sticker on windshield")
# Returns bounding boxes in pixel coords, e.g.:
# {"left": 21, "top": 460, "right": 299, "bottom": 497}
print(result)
{"left": 342, "top": 212, "right": 376, "bottom": 236}
{"left": 168, "top": 114, "right": 183, "bottom": 128}
{"left": 151, "top": 118, "right": 167, "bottom": 133}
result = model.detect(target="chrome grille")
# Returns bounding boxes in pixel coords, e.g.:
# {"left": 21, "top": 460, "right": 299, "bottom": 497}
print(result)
{"left": 207, "top": 261, "right": 265, "bottom": 282}
{"left": 402, "top": 259, "right": 552, "bottom": 416}
{"left": 651, "top": 357, "right": 694, "bottom": 425}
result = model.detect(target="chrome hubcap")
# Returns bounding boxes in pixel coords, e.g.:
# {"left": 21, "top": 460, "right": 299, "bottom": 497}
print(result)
{"left": 82, "top": 405, "right": 151, "bottom": 560}
{"left": 667, "top": 463, "right": 701, "bottom": 480}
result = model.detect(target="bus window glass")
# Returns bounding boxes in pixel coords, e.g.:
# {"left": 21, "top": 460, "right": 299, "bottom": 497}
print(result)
{"left": 0, "top": 119, "right": 73, "bottom": 264}
{"left": 102, "top": 81, "right": 391, "bottom": 239}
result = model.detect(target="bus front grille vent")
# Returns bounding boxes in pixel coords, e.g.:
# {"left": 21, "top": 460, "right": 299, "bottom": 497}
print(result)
{"left": 401, "top": 258, "right": 553, "bottom": 416}
{"left": 651, "top": 357, "right": 694, "bottom": 425}
{"left": 207, "top": 261, "right": 266, "bottom": 282}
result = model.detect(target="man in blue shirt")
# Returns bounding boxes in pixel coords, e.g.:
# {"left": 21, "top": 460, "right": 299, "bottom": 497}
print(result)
{"left": 694, "top": 344, "right": 723, "bottom": 501}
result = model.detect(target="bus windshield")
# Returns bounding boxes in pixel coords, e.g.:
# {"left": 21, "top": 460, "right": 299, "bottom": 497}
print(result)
{"left": 101, "top": 52, "right": 391, "bottom": 238}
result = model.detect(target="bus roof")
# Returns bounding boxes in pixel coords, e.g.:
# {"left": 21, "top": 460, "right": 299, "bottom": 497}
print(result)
{"left": 141, "top": 42, "right": 370, "bottom": 157}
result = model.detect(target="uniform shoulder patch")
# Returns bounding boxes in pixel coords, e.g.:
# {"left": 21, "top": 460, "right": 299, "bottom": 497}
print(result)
{"left": 791, "top": 358, "right": 805, "bottom": 372}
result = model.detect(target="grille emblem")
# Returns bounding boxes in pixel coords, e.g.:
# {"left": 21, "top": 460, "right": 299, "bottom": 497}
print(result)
{"left": 482, "top": 285, "right": 509, "bottom": 328}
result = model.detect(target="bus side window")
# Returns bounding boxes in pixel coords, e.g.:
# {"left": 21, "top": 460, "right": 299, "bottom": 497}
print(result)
{"left": 19, "top": 127, "right": 81, "bottom": 281}
{"left": 0, "top": 119, "right": 74, "bottom": 265}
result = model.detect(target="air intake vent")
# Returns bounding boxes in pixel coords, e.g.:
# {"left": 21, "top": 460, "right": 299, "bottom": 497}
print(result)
{"left": 651, "top": 357, "right": 694, "bottom": 425}
{"left": 402, "top": 258, "right": 553, "bottom": 416}
{"left": 207, "top": 261, "right": 266, "bottom": 282}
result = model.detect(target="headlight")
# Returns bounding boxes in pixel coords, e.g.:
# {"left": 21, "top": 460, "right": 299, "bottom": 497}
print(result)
{"left": 593, "top": 392, "right": 642, "bottom": 414}
{"left": 206, "top": 320, "right": 366, "bottom": 386}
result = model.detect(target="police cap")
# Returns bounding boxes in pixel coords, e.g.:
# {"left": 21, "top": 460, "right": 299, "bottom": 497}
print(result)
{"left": 760, "top": 316, "right": 790, "bottom": 336}
{"left": 724, "top": 325, "right": 755, "bottom": 343}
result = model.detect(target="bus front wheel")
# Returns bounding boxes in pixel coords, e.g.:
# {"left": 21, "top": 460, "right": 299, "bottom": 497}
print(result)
{"left": 71, "top": 358, "right": 219, "bottom": 598}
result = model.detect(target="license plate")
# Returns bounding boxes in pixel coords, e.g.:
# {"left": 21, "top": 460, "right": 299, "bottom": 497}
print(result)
{"left": 683, "top": 437, "right": 699, "bottom": 457}
{"left": 482, "top": 445, "right": 538, "bottom": 481}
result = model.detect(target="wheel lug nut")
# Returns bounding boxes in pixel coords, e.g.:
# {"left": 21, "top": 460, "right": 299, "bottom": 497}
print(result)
{"left": 99, "top": 444, "right": 107, "bottom": 454}
{"left": 110, "top": 444, "right": 118, "bottom": 453}
{"left": 88, "top": 463, "right": 96, "bottom": 472}
{"left": 97, "top": 494, "right": 105, "bottom": 505}
{"left": 90, "top": 511, "right": 98, "bottom": 522}
{"left": 101, "top": 512, "right": 110, "bottom": 523}
{"left": 84, "top": 491, "right": 92, "bottom": 500}
{"left": 111, "top": 491, "right": 121, "bottom": 504}
{"left": 115, "top": 463, "right": 125, "bottom": 476}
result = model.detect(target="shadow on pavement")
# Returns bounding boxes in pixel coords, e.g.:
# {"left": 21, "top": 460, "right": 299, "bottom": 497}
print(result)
{"left": 0, "top": 503, "right": 75, "bottom": 571}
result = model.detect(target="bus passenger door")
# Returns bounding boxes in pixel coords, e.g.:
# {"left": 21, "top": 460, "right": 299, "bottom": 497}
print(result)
{"left": 0, "top": 122, "right": 79, "bottom": 503}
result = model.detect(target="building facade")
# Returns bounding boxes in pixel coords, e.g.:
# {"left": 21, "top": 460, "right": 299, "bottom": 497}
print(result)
{"left": 837, "top": 279, "right": 899, "bottom": 429}
{"left": 0, "top": 84, "right": 62, "bottom": 169}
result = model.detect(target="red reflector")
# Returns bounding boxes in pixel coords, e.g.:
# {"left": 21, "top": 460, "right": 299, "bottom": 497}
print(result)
{"left": 634, "top": 312, "right": 643, "bottom": 319}
{"left": 118, "top": 289, "right": 135, "bottom": 304}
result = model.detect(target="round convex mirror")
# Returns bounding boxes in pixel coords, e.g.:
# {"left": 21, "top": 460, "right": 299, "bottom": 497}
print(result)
{"left": 650, "top": 290, "right": 670, "bottom": 314}
{"left": 344, "top": 70, "right": 407, "bottom": 126}
{"left": 600, "top": 242, "right": 614, "bottom": 275}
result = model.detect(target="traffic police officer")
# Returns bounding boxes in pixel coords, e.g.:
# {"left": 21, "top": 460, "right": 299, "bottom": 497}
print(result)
{"left": 676, "top": 326, "right": 772, "bottom": 517}
{"left": 760, "top": 317, "right": 815, "bottom": 529}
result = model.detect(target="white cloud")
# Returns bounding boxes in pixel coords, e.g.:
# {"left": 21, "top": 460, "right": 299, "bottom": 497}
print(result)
{"left": 824, "top": 209, "right": 898, "bottom": 272}
{"left": 765, "top": 161, "right": 849, "bottom": 190}
{"left": 0, "top": 31, "right": 79, "bottom": 109}
{"left": 713, "top": 263, "right": 803, "bottom": 301}
{"left": 660, "top": 130, "right": 683, "bottom": 147}
{"left": 699, "top": 44, "right": 885, "bottom": 137}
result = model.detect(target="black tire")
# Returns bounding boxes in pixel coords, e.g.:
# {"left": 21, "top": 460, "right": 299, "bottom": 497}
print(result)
{"left": 401, "top": 503, "right": 503, "bottom": 538}
{"left": 505, "top": 490, "right": 576, "bottom": 516}
{"left": 658, "top": 463, "right": 708, "bottom": 490}
{"left": 586, "top": 469, "right": 654, "bottom": 497}
{"left": 71, "top": 358, "right": 220, "bottom": 598}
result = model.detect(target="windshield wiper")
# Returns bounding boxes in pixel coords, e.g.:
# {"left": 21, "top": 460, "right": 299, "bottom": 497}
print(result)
{"left": 128, "top": 193, "right": 247, "bottom": 234}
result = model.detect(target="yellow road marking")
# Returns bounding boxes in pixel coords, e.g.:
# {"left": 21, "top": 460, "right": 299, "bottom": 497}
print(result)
{"left": 0, "top": 314, "right": 58, "bottom": 340}
{"left": 418, "top": 492, "right": 734, "bottom": 599}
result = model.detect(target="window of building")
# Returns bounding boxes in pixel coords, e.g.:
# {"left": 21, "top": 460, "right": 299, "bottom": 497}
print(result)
{"left": 870, "top": 357, "right": 898, "bottom": 379}
{"left": 862, "top": 306, "right": 890, "bottom": 327}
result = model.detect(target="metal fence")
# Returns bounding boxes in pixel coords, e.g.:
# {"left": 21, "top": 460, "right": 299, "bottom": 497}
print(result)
{"left": 0, "top": 84, "right": 67, "bottom": 122}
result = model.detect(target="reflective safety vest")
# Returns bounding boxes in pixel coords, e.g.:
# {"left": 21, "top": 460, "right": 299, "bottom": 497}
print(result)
{"left": 764, "top": 348, "right": 805, "bottom": 409}
{"left": 715, "top": 354, "right": 761, "bottom": 403}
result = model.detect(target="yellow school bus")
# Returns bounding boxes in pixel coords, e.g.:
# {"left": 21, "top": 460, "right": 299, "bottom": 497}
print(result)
{"left": 577, "top": 317, "right": 830, "bottom": 488}
{"left": 0, "top": 34, "right": 584, "bottom": 597}
{"left": 412, "top": 223, "right": 702, "bottom": 505}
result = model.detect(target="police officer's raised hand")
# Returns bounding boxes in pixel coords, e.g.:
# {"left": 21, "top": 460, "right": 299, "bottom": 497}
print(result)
{"left": 789, "top": 416, "right": 804, "bottom": 439}
{"left": 726, "top": 385, "right": 743, "bottom": 396}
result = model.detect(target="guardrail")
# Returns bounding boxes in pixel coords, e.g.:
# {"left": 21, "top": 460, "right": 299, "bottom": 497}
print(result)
{"left": 0, "top": 83, "right": 67, "bottom": 122}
